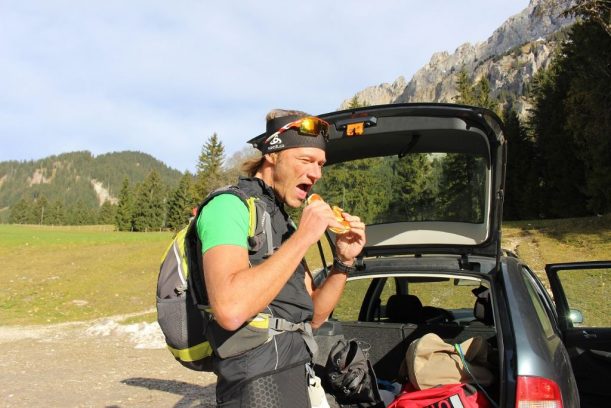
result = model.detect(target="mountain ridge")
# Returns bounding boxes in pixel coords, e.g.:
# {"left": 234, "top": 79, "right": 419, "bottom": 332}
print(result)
{"left": 339, "top": 0, "right": 576, "bottom": 116}
{"left": 0, "top": 150, "right": 182, "bottom": 213}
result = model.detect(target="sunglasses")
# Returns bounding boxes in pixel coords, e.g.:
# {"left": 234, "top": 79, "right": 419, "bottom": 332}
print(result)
{"left": 265, "top": 117, "right": 329, "bottom": 144}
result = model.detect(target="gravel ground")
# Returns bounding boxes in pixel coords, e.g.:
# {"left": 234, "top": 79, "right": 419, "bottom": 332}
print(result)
{"left": 0, "top": 317, "right": 218, "bottom": 407}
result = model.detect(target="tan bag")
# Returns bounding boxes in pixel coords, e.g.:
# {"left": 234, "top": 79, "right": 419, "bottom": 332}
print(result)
{"left": 401, "top": 333, "right": 494, "bottom": 390}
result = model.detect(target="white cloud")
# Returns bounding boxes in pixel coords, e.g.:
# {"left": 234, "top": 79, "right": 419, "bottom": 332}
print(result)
{"left": 0, "top": 0, "right": 529, "bottom": 172}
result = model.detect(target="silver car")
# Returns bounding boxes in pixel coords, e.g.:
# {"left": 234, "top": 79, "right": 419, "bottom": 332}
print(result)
{"left": 310, "top": 104, "right": 610, "bottom": 407}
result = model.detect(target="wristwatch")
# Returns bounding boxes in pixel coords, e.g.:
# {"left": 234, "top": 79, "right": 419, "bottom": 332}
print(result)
{"left": 332, "top": 257, "right": 356, "bottom": 274}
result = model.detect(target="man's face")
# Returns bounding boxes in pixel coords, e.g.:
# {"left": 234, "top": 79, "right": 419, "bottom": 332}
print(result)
{"left": 271, "top": 147, "right": 326, "bottom": 208}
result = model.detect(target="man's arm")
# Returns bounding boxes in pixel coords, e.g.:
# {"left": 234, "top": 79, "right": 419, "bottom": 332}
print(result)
{"left": 203, "top": 198, "right": 338, "bottom": 331}
{"left": 306, "top": 212, "right": 366, "bottom": 328}
{"left": 306, "top": 269, "right": 348, "bottom": 329}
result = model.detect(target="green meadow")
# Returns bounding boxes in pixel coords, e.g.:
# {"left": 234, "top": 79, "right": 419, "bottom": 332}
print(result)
{"left": 0, "top": 215, "right": 609, "bottom": 326}
{"left": 0, "top": 224, "right": 171, "bottom": 325}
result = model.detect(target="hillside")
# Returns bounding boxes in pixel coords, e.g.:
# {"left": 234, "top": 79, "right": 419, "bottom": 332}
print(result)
{"left": 339, "top": 0, "right": 576, "bottom": 117}
{"left": 0, "top": 150, "right": 182, "bottom": 214}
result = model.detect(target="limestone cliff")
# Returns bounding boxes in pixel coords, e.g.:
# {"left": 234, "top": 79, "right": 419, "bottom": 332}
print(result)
{"left": 339, "top": 0, "right": 576, "bottom": 117}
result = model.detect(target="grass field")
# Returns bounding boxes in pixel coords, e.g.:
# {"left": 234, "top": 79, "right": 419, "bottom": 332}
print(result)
{"left": 0, "top": 224, "right": 171, "bottom": 325}
{"left": 0, "top": 214, "right": 609, "bottom": 326}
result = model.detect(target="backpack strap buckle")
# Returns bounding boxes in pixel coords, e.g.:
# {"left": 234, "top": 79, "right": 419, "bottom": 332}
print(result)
{"left": 268, "top": 317, "right": 318, "bottom": 359}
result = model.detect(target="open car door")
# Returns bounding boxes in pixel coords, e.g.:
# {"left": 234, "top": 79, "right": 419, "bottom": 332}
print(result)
{"left": 546, "top": 261, "right": 611, "bottom": 407}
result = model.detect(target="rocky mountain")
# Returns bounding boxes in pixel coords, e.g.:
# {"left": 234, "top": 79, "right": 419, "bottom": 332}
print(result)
{"left": 0, "top": 151, "right": 182, "bottom": 213}
{"left": 339, "top": 0, "right": 576, "bottom": 117}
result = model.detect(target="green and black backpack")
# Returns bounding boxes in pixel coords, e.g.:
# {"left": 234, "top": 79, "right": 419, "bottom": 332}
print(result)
{"left": 156, "top": 185, "right": 274, "bottom": 371}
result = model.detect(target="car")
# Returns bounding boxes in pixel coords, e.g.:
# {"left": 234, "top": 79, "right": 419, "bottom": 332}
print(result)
{"left": 306, "top": 103, "right": 610, "bottom": 408}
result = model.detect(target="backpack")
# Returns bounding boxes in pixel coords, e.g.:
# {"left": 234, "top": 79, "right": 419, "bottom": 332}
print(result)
{"left": 324, "top": 339, "right": 385, "bottom": 407}
{"left": 156, "top": 185, "right": 274, "bottom": 371}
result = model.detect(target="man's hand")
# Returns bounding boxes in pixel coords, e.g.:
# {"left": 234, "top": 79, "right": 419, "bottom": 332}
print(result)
{"left": 297, "top": 198, "right": 338, "bottom": 246}
{"left": 335, "top": 212, "right": 366, "bottom": 264}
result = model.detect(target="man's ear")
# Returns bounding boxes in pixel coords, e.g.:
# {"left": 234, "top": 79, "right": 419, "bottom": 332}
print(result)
{"left": 264, "top": 153, "right": 278, "bottom": 164}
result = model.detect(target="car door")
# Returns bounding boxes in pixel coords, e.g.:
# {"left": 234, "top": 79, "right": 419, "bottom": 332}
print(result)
{"left": 546, "top": 261, "right": 611, "bottom": 407}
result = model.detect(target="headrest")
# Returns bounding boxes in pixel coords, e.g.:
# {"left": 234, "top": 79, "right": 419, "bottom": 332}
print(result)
{"left": 472, "top": 286, "right": 493, "bottom": 325}
{"left": 386, "top": 294, "right": 423, "bottom": 323}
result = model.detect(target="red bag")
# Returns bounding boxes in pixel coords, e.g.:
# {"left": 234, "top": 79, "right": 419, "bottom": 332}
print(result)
{"left": 387, "top": 383, "right": 490, "bottom": 408}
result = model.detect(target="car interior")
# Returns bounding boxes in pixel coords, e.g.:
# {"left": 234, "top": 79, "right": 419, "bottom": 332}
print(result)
{"left": 313, "top": 274, "right": 500, "bottom": 400}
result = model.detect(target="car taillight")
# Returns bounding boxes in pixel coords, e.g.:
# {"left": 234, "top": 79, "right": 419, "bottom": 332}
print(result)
{"left": 516, "top": 376, "right": 563, "bottom": 408}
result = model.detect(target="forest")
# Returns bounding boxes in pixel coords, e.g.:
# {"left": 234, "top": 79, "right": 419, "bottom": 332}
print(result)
{"left": 4, "top": 13, "right": 610, "bottom": 230}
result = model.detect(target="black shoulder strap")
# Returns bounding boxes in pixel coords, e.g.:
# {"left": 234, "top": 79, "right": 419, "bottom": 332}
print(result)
{"left": 249, "top": 199, "right": 274, "bottom": 257}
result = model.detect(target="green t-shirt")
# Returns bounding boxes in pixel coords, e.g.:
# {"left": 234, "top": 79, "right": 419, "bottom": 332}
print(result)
{"left": 196, "top": 194, "right": 249, "bottom": 253}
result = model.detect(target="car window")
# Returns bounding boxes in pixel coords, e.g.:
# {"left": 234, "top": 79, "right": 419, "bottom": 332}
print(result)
{"left": 555, "top": 267, "right": 610, "bottom": 328}
{"left": 333, "top": 278, "right": 371, "bottom": 321}
{"left": 408, "top": 279, "right": 483, "bottom": 310}
{"left": 521, "top": 268, "right": 556, "bottom": 338}
{"left": 380, "top": 279, "right": 401, "bottom": 305}
{"left": 333, "top": 276, "right": 484, "bottom": 323}
{"left": 525, "top": 267, "right": 560, "bottom": 328}
{"left": 314, "top": 153, "right": 487, "bottom": 225}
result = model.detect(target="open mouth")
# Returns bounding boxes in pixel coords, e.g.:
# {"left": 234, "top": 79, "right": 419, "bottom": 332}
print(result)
{"left": 297, "top": 183, "right": 311, "bottom": 199}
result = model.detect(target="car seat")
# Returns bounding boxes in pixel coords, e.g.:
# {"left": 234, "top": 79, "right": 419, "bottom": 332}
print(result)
{"left": 421, "top": 305, "right": 451, "bottom": 323}
{"left": 386, "top": 295, "right": 449, "bottom": 324}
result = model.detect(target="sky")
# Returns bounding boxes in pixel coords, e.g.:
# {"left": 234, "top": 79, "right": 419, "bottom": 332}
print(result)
{"left": 1, "top": 0, "right": 530, "bottom": 173}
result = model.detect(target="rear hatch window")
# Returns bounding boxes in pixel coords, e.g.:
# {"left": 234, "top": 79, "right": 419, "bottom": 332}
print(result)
{"left": 314, "top": 152, "right": 487, "bottom": 225}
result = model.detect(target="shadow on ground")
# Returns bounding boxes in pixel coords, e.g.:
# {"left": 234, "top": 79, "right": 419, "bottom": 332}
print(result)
{"left": 121, "top": 377, "right": 216, "bottom": 408}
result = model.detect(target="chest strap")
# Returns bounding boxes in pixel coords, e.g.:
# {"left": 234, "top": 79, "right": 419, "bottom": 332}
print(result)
{"left": 206, "top": 311, "right": 318, "bottom": 360}
{"left": 268, "top": 317, "right": 319, "bottom": 360}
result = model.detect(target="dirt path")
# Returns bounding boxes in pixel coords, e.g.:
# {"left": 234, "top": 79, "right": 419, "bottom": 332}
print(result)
{"left": 0, "top": 316, "right": 218, "bottom": 407}
{"left": 504, "top": 231, "right": 552, "bottom": 291}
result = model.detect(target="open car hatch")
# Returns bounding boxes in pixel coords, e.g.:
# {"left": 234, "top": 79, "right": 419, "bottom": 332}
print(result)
{"left": 315, "top": 103, "right": 507, "bottom": 260}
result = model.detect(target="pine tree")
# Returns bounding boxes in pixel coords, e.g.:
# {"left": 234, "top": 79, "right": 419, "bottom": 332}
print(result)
{"left": 562, "top": 21, "right": 611, "bottom": 214}
{"left": 132, "top": 170, "right": 166, "bottom": 232}
{"left": 503, "top": 110, "right": 539, "bottom": 220}
{"left": 528, "top": 39, "right": 588, "bottom": 218}
{"left": 194, "top": 133, "right": 226, "bottom": 200}
{"left": 166, "top": 173, "right": 195, "bottom": 230}
{"left": 45, "top": 200, "right": 66, "bottom": 225}
{"left": 32, "top": 195, "right": 49, "bottom": 225}
{"left": 185, "top": 171, "right": 200, "bottom": 209}
{"left": 563, "top": 0, "right": 611, "bottom": 36}
{"left": 347, "top": 96, "right": 363, "bottom": 109}
{"left": 455, "top": 69, "right": 500, "bottom": 113}
{"left": 8, "top": 198, "right": 32, "bottom": 224}
{"left": 385, "top": 154, "right": 435, "bottom": 222}
{"left": 438, "top": 154, "right": 486, "bottom": 222}
{"left": 68, "top": 199, "right": 96, "bottom": 225}
{"left": 115, "top": 178, "right": 134, "bottom": 231}
{"left": 474, "top": 77, "right": 499, "bottom": 113}
{"left": 98, "top": 201, "right": 117, "bottom": 225}
{"left": 454, "top": 69, "right": 476, "bottom": 105}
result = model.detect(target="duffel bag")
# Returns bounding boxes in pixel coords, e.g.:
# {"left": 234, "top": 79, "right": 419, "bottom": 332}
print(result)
{"left": 388, "top": 383, "right": 490, "bottom": 408}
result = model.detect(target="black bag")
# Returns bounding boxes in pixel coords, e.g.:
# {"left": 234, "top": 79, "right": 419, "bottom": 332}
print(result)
{"left": 325, "top": 339, "right": 384, "bottom": 407}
